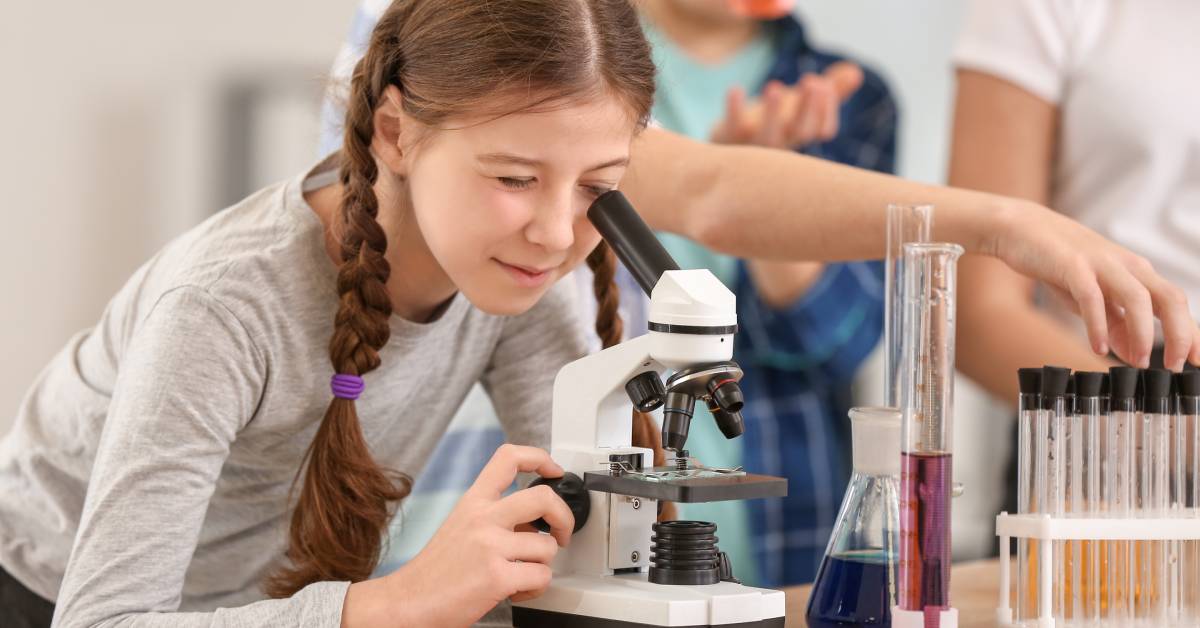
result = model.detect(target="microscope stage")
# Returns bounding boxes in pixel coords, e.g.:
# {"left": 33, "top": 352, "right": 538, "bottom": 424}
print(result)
{"left": 583, "top": 470, "right": 786, "bottom": 503}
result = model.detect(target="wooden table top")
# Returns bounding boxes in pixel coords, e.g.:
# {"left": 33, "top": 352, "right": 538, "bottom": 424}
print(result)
{"left": 784, "top": 558, "right": 1004, "bottom": 628}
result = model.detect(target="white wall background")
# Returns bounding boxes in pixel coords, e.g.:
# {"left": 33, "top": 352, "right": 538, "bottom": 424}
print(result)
{"left": 0, "top": 0, "right": 356, "bottom": 433}
{"left": 0, "top": 0, "right": 1011, "bottom": 562}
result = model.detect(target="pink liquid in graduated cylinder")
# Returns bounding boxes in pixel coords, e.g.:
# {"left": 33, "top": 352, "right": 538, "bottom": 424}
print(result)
{"left": 899, "top": 452, "right": 952, "bottom": 628}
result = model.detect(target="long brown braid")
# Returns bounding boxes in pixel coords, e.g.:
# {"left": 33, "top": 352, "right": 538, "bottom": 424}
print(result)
{"left": 586, "top": 242, "right": 677, "bottom": 521}
{"left": 266, "top": 0, "right": 656, "bottom": 597}
{"left": 265, "top": 38, "right": 411, "bottom": 597}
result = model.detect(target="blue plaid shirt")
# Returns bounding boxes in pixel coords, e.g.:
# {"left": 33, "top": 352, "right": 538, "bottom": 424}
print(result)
{"left": 735, "top": 17, "right": 895, "bottom": 587}
{"left": 321, "top": 6, "right": 894, "bottom": 587}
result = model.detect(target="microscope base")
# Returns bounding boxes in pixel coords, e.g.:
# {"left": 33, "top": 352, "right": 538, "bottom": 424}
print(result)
{"left": 511, "top": 573, "right": 785, "bottom": 627}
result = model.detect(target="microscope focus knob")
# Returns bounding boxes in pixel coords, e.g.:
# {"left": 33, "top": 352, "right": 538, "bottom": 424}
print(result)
{"left": 527, "top": 472, "right": 590, "bottom": 534}
{"left": 625, "top": 371, "right": 667, "bottom": 412}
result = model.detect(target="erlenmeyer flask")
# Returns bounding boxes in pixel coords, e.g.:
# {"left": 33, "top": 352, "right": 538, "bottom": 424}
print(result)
{"left": 806, "top": 406, "right": 901, "bottom": 627}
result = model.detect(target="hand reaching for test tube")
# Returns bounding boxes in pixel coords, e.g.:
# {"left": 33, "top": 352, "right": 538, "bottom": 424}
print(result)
{"left": 622, "top": 128, "right": 1200, "bottom": 373}
{"left": 983, "top": 203, "right": 1200, "bottom": 371}
{"left": 341, "top": 445, "right": 574, "bottom": 628}
{"left": 709, "top": 61, "right": 864, "bottom": 150}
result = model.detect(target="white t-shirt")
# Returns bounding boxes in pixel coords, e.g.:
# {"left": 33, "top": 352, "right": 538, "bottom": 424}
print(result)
{"left": 954, "top": 0, "right": 1200, "bottom": 323}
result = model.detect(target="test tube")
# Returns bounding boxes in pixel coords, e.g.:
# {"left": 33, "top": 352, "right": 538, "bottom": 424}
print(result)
{"left": 884, "top": 204, "right": 932, "bottom": 409}
{"left": 1098, "top": 373, "right": 1112, "bottom": 622}
{"left": 1140, "top": 368, "right": 1172, "bottom": 623}
{"left": 1064, "top": 376, "right": 1084, "bottom": 623}
{"left": 1040, "top": 366, "right": 1070, "bottom": 622}
{"left": 1168, "top": 372, "right": 1183, "bottom": 625}
{"left": 1108, "top": 366, "right": 1139, "bottom": 624}
{"left": 896, "top": 242, "right": 961, "bottom": 628}
{"left": 1075, "top": 371, "right": 1105, "bottom": 623}
{"left": 1017, "top": 368, "right": 1042, "bottom": 622}
{"left": 1180, "top": 371, "right": 1200, "bottom": 620}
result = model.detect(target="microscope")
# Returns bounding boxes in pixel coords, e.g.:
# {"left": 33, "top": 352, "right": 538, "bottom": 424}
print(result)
{"left": 511, "top": 191, "right": 787, "bottom": 627}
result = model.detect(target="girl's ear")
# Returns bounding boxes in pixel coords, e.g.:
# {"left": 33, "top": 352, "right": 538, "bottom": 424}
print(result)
{"left": 371, "top": 85, "right": 410, "bottom": 176}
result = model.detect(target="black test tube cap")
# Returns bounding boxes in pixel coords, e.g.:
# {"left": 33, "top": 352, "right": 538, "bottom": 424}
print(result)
{"left": 1109, "top": 366, "right": 1139, "bottom": 401}
{"left": 1040, "top": 366, "right": 1070, "bottom": 409}
{"left": 1073, "top": 371, "right": 1105, "bottom": 398}
{"left": 1018, "top": 368, "right": 1043, "bottom": 395}
{"left": 1142, "top": 368, "right": 1172, "bottom": 407}
{"left": 1018, "top": 368, "right": 1042, "bottom": 410}
{"left": 1176, "top": 370, "right": 1200, "bottom": 398}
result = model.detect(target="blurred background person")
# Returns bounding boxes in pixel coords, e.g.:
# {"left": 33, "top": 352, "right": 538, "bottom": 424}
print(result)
{"left": 638, "top": 0, "right": 895, "bottom": 586}
{"left": 948, "top": 0, "right": 1200, "bottom": 514}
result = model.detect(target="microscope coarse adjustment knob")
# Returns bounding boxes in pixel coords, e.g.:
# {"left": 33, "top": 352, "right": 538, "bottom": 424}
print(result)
{"left": 625, "top": 371, "right": 667, "bottom": 412}
{"left": 527, "top": 472, "right": 590, "bottom": 534}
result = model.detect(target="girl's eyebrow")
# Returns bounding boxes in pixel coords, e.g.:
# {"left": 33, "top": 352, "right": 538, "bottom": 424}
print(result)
{"left": 477, "top": 152, "right": 629, "bottom": 171}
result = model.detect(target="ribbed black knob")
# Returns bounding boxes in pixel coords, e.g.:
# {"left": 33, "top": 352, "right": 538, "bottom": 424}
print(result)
{"left": 527, "top": 472, "right": 590, "bottom": 534}
{"left": 625, "top": 371, "right": 667, "bottom": 412}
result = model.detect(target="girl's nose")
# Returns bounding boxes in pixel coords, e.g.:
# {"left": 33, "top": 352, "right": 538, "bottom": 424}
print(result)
{"left": 525, "top": 190, "right": 577, "bottom": 252}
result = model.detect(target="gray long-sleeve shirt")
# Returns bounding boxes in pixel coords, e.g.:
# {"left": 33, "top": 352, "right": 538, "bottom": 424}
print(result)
{"left": 0, "top": 159, "right": 588, "bottom": 627}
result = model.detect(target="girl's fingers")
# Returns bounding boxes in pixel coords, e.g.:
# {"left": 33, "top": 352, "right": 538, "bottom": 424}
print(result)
{"left": 509, "top": 589, "right": 542, "bottom": 604}
{"left": 506, "top": 561, "right": 553, "bottom": 600}
{"left": 470, "top": 444, "right": 563, "bottom": 499}
{"left": 507, "top": 531, "right": 560, "bottom": 564}
{"left": 494, "top": 484, "right": 575, "bottom": 547}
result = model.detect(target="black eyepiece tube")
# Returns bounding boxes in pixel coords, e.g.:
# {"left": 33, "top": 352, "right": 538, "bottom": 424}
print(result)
{"left": 588, "top": 190, "right": 680, "bottom": 296}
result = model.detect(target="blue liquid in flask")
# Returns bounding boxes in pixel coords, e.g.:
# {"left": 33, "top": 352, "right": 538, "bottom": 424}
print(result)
{"left": 805, "top": 550, "right": 893, "bottom": 627}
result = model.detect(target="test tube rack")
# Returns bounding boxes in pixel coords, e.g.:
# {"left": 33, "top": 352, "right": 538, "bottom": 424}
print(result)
{"left": 995, "top": 512, "right": 1200, "bottom": 627}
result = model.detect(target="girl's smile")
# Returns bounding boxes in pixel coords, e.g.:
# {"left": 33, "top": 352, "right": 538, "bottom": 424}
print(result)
{"left": 494, "top": 258, "right": 554, "bottom": 288}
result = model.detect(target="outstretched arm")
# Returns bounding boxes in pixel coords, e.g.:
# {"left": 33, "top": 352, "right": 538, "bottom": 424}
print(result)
{"left": 621, "top": 126, "right": 1200, "bottom": 371}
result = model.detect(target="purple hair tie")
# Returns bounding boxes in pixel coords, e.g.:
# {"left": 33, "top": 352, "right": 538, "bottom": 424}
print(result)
{"left": 331, "top": 374, "right": 365, "bottom": 400}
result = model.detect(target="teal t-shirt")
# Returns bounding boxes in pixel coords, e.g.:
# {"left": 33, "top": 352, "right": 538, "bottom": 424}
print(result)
{"left": 644, "top": 20, "right": 775, "bottom": 585}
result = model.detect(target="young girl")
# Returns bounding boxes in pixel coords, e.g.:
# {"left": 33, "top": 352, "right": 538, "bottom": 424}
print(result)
{"left": 1, "top": 1, "right": 661, "bottom": 626}
{"left": 2, "top": 1, "right": 1197, "bottom": 628}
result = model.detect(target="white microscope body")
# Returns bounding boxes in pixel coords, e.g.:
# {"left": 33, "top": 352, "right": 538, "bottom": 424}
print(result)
{"left": 511, "top": 191, "right": 786, "bottom": 628}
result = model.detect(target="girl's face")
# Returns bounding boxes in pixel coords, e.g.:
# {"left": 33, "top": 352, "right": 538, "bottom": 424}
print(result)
{"left": 398, "top": 95, "right": 637, "bottom": 316}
